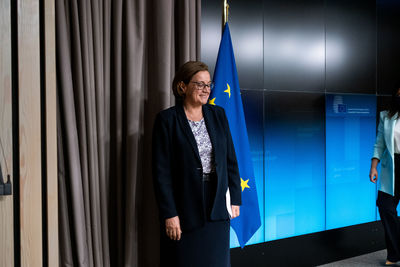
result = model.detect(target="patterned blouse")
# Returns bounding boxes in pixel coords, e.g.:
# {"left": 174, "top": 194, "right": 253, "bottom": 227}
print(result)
{"left": 188, "top": 118, "right": 214, "bottom": 173}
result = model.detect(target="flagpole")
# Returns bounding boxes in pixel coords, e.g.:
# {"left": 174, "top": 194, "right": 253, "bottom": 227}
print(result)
{"left": 222, "top": 0, "right": 229, "bottom": 31}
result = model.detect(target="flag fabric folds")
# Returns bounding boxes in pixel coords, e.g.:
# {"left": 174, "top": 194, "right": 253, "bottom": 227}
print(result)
{"left": 209, "top": 23, "right": 261, "bottom": 248}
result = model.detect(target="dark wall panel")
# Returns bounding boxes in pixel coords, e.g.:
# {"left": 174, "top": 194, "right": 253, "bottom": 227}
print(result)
{"left": 377, "top": 96, "right": 392, "bottom": 113}
{"left": 377, "top": 0, "right": 400, "bottom": 95}
{"left": 229, "top": 0, "right": 263, "bottom": 89}
{"left": 263, "top": 0, "right": 325, "bottom": 92}
{"left": 201, "top": 0, "right": 221, "bottom": 77}
{"left": 231, "top": 221, "right": 385, "bottom": 267}
{"left": 201, "top": 0, "right": 264, "bottom": 89}
{"left": 325, "top": 0, "right": 376, "bottom": 93}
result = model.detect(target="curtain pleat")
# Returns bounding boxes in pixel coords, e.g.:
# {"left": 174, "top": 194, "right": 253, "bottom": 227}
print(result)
{"left": 57, "top": 0, "right": 91, "bottom": 266}
{"left": 56, "top": 0, "right": 201, "bottom": 266}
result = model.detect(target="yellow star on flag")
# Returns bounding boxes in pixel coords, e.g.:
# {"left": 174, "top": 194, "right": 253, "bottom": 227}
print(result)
{"left": 224, "top": 83, "right": 231, "bottom": 98}
{"left": 241, "top": 178, "right": 250, "bottom": 192}
{"left": 208, "top": 97, "right": 216, "bottom": 105}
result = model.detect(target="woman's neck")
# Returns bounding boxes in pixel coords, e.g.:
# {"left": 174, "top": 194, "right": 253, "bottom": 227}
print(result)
{"left": 183, "top": 102, "right": 203, "bottom": 121}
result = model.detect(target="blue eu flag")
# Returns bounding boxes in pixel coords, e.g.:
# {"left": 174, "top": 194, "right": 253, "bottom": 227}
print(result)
{"left": 209, "top": 23, "right": 261, "bottom": 248}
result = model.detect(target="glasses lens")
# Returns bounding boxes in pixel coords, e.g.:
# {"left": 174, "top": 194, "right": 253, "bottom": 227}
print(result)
{"left": 191, "top": 81, "right": 214, "bottom": 90}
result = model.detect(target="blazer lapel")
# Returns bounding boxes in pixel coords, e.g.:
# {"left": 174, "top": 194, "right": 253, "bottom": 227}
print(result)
{"left": 176, "top": 104, "right": 201, "bottom": 162}
{"left": 386, "top": 114, "right": 397, "bottom": 156}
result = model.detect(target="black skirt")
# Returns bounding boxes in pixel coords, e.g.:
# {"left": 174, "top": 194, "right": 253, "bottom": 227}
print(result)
{"left": 160, "top": 176, "right": 231, "bottom": 267}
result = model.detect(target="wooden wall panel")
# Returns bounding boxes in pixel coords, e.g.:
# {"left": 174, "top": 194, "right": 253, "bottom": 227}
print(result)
{"left": 18, "top": 0, "right": 43, "bottom": 266}
{"left": 45, "top": 0, "right": 58, "bottom": 266}
{"left": 0, "top": 0, "right": 14, "bottom": 266}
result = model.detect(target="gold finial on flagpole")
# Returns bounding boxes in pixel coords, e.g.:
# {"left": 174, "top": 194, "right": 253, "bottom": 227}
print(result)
{"left": 223, "top": 0, "right": 229, "bottom": 30}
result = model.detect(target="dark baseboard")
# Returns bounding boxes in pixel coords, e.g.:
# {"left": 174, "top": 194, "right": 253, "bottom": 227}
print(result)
{"left": 231, "top": 221, "right": 386, "bottom": 267}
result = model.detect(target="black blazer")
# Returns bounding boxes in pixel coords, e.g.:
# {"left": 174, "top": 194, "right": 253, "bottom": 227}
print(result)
{"left": 152, "top": 103, "right": 242, "bottom": 231}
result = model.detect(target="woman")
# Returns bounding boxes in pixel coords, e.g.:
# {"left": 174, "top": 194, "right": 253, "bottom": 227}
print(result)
{"left": 152, "top": 61, "right": 242, "bottom": 266}
{"left": 370, "top": 84, "right": 400, "bottom": 265}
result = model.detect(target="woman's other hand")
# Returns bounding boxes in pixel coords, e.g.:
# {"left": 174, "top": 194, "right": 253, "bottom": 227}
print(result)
{"left": 369, "top": 167, "right": 378, "bottom": 183}
{"left": 165, "top": 216, "right": 182, "bottom": 241}
{"left": 369, "top": 158, "right": 379, "bottom": 184}
{"left": 231, "top": 205, "right": 240, "bottom": 219}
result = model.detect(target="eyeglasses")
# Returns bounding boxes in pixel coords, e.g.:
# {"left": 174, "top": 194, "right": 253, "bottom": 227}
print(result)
{"left": 190, "top": 81, "right": 215, "bottom": 91}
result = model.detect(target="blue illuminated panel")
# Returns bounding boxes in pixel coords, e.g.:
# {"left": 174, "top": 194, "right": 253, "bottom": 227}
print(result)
{"left": 264, "top": 92, "right": 326, "bottom": 241}
{"left": 325, "top": 94, "right": 377, "bottom": 229}
{"left": 229, "top": 92, "right": 378, "bottom": 247}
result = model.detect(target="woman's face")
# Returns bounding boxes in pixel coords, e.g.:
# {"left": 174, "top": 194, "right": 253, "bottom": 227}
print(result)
{"left": 182, "top": 71, "right": 212, "bottom": 107}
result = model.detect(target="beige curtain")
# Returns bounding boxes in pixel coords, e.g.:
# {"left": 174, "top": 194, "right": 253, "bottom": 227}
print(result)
{"left": 56, "top": 0, "right": 201, "bottom": 266}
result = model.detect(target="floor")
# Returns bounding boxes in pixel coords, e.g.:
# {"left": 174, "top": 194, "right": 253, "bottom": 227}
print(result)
{"left": 317, "top": 250, "right": 400, "bottom": 267}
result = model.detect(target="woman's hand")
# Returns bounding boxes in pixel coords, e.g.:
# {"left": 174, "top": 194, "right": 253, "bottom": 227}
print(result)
{"left": 231, "top": 205, "right": 240, "bottom": 219}
{"left": 369, "top": 158, "right": 379, "bottom": 184}
{"left": 369, "top": 167, "right": 378, "bottom": 183}
{"left": 165, "top": 216, "right": 182, "bottom": 241}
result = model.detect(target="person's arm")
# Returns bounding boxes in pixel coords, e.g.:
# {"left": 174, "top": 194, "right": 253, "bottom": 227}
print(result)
{"left": 372, "top": 112, "right": 385, "bottom": 160}
{"left": 152, "top": 113, "right": 182, "bottom": 240}
{"left": 370, "top": 112, "right": 385, "bottom": 184}
{"left": 369, "top": 158, "right": 379, "bottom": 183}
{"left": 221, "top": 109, "right": 241, "bottom": 218}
